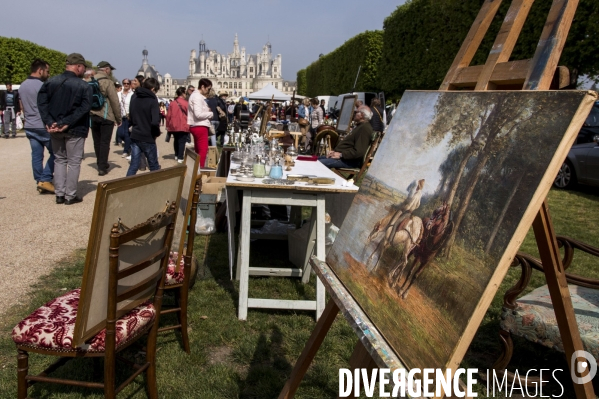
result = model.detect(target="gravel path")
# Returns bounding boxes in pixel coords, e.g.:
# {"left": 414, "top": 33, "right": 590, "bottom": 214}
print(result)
{"left": 0, "top": 127, "right": 179, "bottom": 316}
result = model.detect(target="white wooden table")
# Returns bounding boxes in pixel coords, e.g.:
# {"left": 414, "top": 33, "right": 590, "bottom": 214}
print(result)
{"left": 225, "top": 160, "right": 358, "bottom": 320}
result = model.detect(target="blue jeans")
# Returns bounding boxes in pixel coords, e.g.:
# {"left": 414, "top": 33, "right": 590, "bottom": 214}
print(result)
{"left": 318, "top": 156, "right": 361, "bottom": 169}
{"left": 127, "top": 140, "right": 160, "bottom": 176}
{"left": 26, "top": 130, "right": 54, "bottom": 183}
{"left": 116, "top": 117, "right": 131, "bottom": 154}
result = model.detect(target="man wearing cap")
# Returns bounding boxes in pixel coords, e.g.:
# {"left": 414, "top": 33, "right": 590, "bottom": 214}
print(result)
{"left": 90, "top": 61, "right": 122, "bottom": 176}
{"left": 0, "top": 82, "right": 21, "bottom": 138}
{"left": 38, "top": 53, "right": 92, "bottom": 205}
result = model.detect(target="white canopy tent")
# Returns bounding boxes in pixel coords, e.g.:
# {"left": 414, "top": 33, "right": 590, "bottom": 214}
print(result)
{"left": 248, "top": 84, "right": 291, "bottom": 102}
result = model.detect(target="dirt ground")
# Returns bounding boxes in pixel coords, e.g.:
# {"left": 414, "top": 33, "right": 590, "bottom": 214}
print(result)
{"left": 0, "top": 126, "right": 181, "bottom": 316}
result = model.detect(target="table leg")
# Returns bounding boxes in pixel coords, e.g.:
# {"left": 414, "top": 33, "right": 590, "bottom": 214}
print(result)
{"left": 238, "top": 189, "right": 253, "bottom": 320}
{"left": 226, "top": 186, "right": 237, "bottom": 280}
{"left": 315, "top": 194, "right": 326, "bottom": 320}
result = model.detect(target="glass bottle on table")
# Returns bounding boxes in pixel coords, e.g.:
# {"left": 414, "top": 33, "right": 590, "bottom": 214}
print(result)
{"left": 269, "top": 159, "right": 283, "bottom": 179}
{"left": 253, "top": 156, "right": 266, "bottom": 178}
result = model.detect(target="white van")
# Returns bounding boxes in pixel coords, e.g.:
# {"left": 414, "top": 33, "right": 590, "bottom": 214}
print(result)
{"left": 332, "top": 92, "right": 378, "bottom": 110}
{"left": 316, "top": 95, "right": 337, "bottom": 114}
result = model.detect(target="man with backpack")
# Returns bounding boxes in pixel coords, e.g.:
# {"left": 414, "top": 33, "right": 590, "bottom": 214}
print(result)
{"left": 37, "top": 53, "right": 92, "bottom": 205}
{"left": 90, "top": 61, "right": 122, "bottom": 176}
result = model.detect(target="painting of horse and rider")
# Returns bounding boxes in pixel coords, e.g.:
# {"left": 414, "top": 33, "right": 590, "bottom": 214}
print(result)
{"left": 327, "top": 90, "right": 595, "bottom": 371}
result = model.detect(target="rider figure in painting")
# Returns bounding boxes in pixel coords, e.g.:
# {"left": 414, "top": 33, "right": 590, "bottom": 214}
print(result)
{"left": 369, "top": 179, "right": 425, "bottom": 245}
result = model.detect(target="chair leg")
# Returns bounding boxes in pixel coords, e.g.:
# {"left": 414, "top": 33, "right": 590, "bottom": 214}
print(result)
{"left": 179, "top": 284, "right": 191, "bottom": 354}
{"left": 146, "top": 325, "right": 159, "bottom": 399}
{"left": 104, "top": 351, "right": 116, "bottom": 399}
{"left": 17, "top": 349, "right": 28, "bottom": 399}
{"left": 492, "top": 329, "right": 514, "bottom": 371}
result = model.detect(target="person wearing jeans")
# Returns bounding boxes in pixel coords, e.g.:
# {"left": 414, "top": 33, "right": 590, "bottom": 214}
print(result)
{"left": 26, "top": 129, "right": 55, "bottom": 187}
{"left": 128, "top": 140, "right": 160, "bottom": 173}
{"left": 188, "top": 78, "right": 213, "bottom": 167}
{"left": 127, "top": 77, "right": 161, "bottom": 176}
{"left": 19, "top": 59, "right": 55, "bottom": 193}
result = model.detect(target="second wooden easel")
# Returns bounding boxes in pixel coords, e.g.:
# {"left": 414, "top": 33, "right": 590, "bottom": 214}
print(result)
{"left": 278, "top": 0, "right": 595, "bottom": 398}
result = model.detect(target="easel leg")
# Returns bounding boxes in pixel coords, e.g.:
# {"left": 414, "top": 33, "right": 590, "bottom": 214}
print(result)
{"left": 238, "top": 190, "right": 252, "bottom": 321}
{"left": 533, "top": 201, "right": 595, "bottom": 399}
{"left": 315, "top": 195, "right": 326, "bottom": 319}
{"left": 301, "top": 208, "right": 317, "bottom": 285}
{"left": 278, "top": 299, "right": 339, "bottom": 399}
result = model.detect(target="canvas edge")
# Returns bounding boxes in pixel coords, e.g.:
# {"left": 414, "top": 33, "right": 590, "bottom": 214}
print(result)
{"left": 72, "top": 165, "right": 187, "bottom": 347}
{"left": 443, "top": 91, "right": 598, "bottom": 374}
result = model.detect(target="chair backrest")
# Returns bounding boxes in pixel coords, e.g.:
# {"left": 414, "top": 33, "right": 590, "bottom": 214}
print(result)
{"left": 173, "top": 149, "right": 200, "bottom": 269}
{"left": 362, "top": 131, "right": 380, "bottom": 165}
{"left": 107, "top": 203, "right": 177, "bottom": 332}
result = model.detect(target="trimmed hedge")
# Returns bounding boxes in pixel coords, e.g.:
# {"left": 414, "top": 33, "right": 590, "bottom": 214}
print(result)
{"left": 379, "top": 0, "right": 599, "bottom": 98}
{"left": 297, "top": 30, "right": 383, "bottom": 97}
{"left": 0, "top": 37, "right": 67, "bottom": 84}
{"left": 298, "top": 0, "right": 598, "bottom": 100}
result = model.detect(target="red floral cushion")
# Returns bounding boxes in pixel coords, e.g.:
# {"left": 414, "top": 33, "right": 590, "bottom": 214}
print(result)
{"left": 166, "top": 251, "right": 185, "bottom": 285}
{"left": 12, "top": 289, "right": 156, "bottom": 353}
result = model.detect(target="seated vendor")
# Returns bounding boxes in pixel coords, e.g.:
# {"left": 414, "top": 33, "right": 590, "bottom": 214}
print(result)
{"left": 319, "top": 106, "right": 373, "bottom": 169}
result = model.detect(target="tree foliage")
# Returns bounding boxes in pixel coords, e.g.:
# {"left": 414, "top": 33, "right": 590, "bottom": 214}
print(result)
{"left": 379, "top": 0, "right": 599, "bottom": 98}
{"left": 296, "top": 68, "right": 307, "bottom": 96}
{"left": 0, "top": 37, "right": 68, "bottom": 84}
{"left": 299, "top": 0, "right": 598, "bottom": 100}
{"left": 297, "top": 31, "right": 383, "bottom": 97}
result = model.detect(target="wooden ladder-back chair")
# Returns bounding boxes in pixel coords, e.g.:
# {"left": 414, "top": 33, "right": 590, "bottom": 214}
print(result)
{"left": 159, "top": 178, "right": 201, "bottom": 353}
{"left": 12, "top": 204, "right": 178, "bottom": 399}
{"left": 331, "top": 131, "right": 382, "bottom": 182}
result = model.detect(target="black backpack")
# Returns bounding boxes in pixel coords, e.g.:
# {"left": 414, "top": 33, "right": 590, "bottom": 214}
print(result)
{"left": 88, "top": 77, "right": 107, "bottom": 110}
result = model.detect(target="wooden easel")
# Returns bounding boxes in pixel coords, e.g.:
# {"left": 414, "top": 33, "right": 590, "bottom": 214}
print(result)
{"left": 279, "top": 0, "right": 595, "bottom": 398}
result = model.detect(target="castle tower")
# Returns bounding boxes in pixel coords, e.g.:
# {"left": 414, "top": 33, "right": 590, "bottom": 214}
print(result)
{"left": 189, "top": 49, "right": 196, "bottom": 75}
{"left": 233, "top": 33, "right": 240, "bottom": 56}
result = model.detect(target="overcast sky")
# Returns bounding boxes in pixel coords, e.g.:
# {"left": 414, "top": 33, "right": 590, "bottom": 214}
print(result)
{"left": 4, "top": 0, "right": 405, "bottom": 82}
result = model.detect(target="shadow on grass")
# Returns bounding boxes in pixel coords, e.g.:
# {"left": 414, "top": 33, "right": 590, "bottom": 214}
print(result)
{"left": 238, "top": 326, "right": 292, "bottom": 398}
{"left": 202, "top": 232, "right": 316, "bottom": 318}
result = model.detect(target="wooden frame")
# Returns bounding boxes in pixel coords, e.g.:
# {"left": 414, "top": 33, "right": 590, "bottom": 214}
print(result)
{"left": 172, "top": 148, "right": 200, "bottom": 272}
{"left": 73, "top": 166, "right": 186, "bottom": 347}
{"left": 16, "top": 204, "right": 178, "bottom": 399}
{"left": 335, "top": 94, "right": 357, "bottom": 134}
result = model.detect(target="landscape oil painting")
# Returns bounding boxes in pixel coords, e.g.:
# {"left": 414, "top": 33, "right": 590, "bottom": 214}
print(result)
{"left": 327, "top": 90, "right": 596, "bottom": 372}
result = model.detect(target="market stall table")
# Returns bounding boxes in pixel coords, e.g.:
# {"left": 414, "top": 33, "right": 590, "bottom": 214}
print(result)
{"left": 225, "top": 159, "right": 358, "bottom": 320}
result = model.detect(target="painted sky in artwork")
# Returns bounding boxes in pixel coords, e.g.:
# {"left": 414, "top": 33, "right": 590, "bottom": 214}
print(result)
{"left": 368, "top": 91, "right": 449, "bottom": 196}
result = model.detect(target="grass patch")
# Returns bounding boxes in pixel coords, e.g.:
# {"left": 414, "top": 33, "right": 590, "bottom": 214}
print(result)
{"left": 0, "top": 186, "right": 597, "bottom": 398}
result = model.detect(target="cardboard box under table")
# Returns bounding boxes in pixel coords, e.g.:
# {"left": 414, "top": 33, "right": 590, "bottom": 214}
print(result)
{"left": 225, "top": 160, "right": 358, "bottom": 320}
{"left": 197, "top": 177, "right": 226, "bottom": 234}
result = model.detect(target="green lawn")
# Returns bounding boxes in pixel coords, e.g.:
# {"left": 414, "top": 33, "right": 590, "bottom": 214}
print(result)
{"left": 0, "top": 186, "right": 598, "bottom": 398}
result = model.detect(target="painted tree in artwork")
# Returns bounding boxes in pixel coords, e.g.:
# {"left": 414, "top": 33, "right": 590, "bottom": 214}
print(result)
{"left": 425, "top": 93, "right": 540, "bottom": 256}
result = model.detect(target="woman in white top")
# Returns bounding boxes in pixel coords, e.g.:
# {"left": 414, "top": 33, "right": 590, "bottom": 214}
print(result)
{"left": 187, "top": 78, "right": 213, "bottom": 167}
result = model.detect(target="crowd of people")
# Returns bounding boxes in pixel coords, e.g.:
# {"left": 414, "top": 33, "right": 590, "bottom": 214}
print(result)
{"left": 4, "top": 52, "right": 389, "bottom": 206}
{"left": 9, "top": 53, "right": 224, "bottom": 205}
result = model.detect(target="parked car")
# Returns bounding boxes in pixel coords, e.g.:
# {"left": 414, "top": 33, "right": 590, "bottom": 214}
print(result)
{"left": 554, "top": 101, "right": 599, "bottom": 189}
